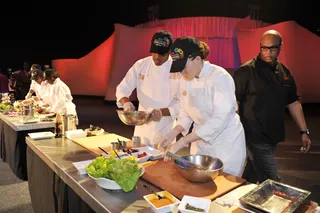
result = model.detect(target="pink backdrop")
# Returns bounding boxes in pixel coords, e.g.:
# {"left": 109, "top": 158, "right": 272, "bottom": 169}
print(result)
{"left": 52, "top": 17, "right": 320, "bottom": 103}
{"left": 105, "top": 24, "right": 162, "bottom": 100}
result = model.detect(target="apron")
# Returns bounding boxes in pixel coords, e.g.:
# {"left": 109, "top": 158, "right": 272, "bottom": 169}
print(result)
{"left": 181, "top": 70, "right": 246, "bottom": 176}
{"left": 134, "top": 61, "right": 179, "bottom": 147}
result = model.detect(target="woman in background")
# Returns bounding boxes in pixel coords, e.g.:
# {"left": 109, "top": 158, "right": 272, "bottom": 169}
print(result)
{"left": 25, "top": 64, "right": 51, "bottom": 105}
{"left": 44, "top": 69, "right": 77, "bottom": 119}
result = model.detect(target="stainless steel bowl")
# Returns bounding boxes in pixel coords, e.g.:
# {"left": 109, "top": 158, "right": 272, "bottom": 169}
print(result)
{"left": 174, "top": 155, "right": 224, "bottom": 183}
{"left": 116, "top": 110, "right": 151, "bottom": 126}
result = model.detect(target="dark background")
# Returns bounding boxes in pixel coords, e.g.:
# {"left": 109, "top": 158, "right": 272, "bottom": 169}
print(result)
{"left": 0, "top": 0, "right": 318, "bottom": 70}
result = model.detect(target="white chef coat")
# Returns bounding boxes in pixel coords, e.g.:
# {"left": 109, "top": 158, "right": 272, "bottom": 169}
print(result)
{"left": 116, "top": 56, "right": 181, "bottom": 147}
{"left": 177, "top": 61, "right": 246, "bottom": 177}
{"left": 49, "top": 78, "right": 77, "bottom": 116}
{"left": 25, "top": 80, "right": 52, "bottom": 105}
{"left": 27, "top": 80, "right": 41, "bottom": 98}
{"left": 38, "top": 80, "right": 52, "bottom": 106}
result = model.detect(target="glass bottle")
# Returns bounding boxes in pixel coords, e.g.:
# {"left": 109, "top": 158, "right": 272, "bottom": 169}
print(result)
{"left": 54, "top": 113, "right": 63, "bottom": 138}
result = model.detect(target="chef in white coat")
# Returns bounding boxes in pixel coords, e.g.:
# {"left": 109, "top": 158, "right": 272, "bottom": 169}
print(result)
{"left": 44, "top": 69, "right": 78, "bottom": 119}
{"left": 158, "top": 36, "right": 246, "bottom": 177}
{"left": 25, "top": 64, "right": 51, "bottom": 105}
{"left": 116, "top": 30, "right": 181, "bottom": 147}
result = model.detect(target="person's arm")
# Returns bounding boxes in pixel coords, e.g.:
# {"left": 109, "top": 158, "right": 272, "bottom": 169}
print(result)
{"left": 25, "top": 80, "right": 36, "bottom": 99}
{"left": 287, "top": 101, "right": 307, "bottom": 131}
{"left": 115, "top": 61, "right": 140, "bottom": 108}
{"left": 286, "top": 73, "right": 311, "bottom": 152}
{"left": 233, "top": 66, "right": 250, "bottom": 113}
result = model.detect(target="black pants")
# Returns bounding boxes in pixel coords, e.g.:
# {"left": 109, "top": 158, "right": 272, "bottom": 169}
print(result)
{"left": 242, "top": 142, "right": 280, "bottom": 183}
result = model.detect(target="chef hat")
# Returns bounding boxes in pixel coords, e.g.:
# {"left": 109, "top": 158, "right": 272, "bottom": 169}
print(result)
{"left": 170, "top": 36, "right": 202, "bottom": 73}
{"left": 149, "top": 30, "right": 173, "bottom": 55}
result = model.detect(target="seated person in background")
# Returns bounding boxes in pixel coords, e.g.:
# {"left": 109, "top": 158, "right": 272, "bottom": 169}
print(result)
{"left": 0, "top": 68, "right": 9, "bottom": 93}
{"left": 43, "top": 69, "right": 78, "bottom": 123}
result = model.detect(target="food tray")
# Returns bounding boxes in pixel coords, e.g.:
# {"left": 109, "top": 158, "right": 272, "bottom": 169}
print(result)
{"left": 239, "top": 179, "right": 311, "bottom": 213}
{"left": 130, "top": 146, "right": 162, "bottom": 160}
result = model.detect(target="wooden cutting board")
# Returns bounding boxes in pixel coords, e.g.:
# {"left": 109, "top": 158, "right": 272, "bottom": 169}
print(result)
{"left": 141, "top": 160, "right": 246, "bottom": 201}
{"left": 71, "top": 133, "right": 131, "bottom": 156}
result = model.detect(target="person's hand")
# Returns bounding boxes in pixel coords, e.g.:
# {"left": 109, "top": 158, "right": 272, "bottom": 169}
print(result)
{"left": 123, "top": 102, "right": 135, "bottom": 112}
{"left": 300, "top": 134, "right": 311, "bottom": 153}
{"left": 147, "top": 109, "right": 162, "bottom": 122}
{"left": 163, "top": 137, "right": 188, "bottom": 161}
{"left": 156, "top": 129, "right": 180, "bottom": 151}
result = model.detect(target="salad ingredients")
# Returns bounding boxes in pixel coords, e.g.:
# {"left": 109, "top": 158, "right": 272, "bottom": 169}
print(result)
{"left": 0, "top": 104, "right": 14, "bottom": 111}
{"left": 85, "top": 156, "right": 142, "bottom": 192}
{"left": 138, "top": 152, "right": 147, "bottom": 158}
{"left": 149, "top": 197, "right": 173, "bottom": 208}
{"left": 185, "top": 203, "right": 205, "bottom": 212}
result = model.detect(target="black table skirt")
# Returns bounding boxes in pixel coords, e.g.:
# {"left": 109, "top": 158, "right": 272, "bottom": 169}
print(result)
{"left": 0, "top": 118, "right": 53, "bottom": 180}
{"left": 27, "top": 146, "right": 95, "bottom": 213}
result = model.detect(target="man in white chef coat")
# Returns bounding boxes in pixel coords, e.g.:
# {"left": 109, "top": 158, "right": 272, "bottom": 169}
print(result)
{"left": 116, "top": 30, "right": 181, "bottom": 147}
{"left": 157, "top": 36, "right": 246, "bottom": 177}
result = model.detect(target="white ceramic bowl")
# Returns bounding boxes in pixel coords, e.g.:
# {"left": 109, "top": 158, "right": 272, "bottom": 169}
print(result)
{"left": 144, "top": 191, "right": 180, "bottom": 213}
{"left": 88, "top": 166, "right": 144, "bottom": 190}
{"left": 178, "top": 195, "right": 211, "bottom": 213}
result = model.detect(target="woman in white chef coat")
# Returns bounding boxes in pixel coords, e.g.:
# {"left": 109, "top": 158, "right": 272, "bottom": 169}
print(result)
{"left": 158, "top": 36, "right": 246, "bottom": 177}
{"left": 44, "top": 69, "right": 77, "bottom": 118}
{"left": 116, "top": 30, "right": 181, "bottom": 147}
{"left": 25, "top": 64, "right": 51, "bottom": 105}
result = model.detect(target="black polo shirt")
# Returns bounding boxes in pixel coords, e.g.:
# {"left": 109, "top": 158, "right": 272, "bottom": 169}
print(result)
{"left": 233, "top": 56, "right": 299, "bottom": 144}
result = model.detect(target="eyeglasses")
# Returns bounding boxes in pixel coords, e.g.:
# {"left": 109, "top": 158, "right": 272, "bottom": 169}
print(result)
{"left": 260, "top": 45, "right": 280, "bottom": 52}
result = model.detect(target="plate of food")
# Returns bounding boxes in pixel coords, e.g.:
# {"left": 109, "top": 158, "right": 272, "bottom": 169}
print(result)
{"left": 129, "top": 146, "right": 162, "bottom": 160}
{"left": 85, "top": 125, "right": 104, "bottom": 136}
{"left": 86, "top": 155, "right": 144, "bottom": 192}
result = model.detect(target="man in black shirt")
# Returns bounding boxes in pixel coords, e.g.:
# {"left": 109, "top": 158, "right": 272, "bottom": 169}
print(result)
{"left": 233, "top": 30, "right": 311, "bottom": 183}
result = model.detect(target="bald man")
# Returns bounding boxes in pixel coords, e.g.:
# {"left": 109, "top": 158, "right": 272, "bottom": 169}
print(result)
{"left": 233, "top": 30, "right": 311, "bottom": 183}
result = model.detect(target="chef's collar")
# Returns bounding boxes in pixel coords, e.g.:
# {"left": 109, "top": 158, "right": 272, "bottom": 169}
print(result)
{"left": 155, "top": 55, "right": 172, "bottom": 70}
{"left": 196, "top": 61, "right": 210, "bottom": 79}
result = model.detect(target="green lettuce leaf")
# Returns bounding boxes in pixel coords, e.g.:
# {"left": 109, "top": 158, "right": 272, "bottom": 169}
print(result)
{"left": 85, "top": 156, "right": 116, "bottom": 178}
{"left": 85, "top": 156, "right": 142, "bottom": 192}
{"left": 111, "top": 157, "right": 142, "bottom": 192}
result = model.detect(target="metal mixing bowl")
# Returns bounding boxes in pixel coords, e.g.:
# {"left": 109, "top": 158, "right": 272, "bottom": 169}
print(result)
{"left": 116, "top": 110, "right": 151, "bottom": 126}
{"left": 174, "top": 155, "right": 224, "bottom": 183}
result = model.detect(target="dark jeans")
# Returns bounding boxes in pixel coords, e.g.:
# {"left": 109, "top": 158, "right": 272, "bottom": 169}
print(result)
{"left": 242, "top": 141, "right": 281, "bottom": 183}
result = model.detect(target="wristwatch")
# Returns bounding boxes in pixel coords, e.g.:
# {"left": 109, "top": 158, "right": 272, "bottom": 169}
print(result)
{"left": 300, "top": 129, "right": 310, "bottom": 135}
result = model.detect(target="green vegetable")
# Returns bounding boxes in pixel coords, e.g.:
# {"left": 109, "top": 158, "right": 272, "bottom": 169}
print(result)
{"left": 85, "top": 156, "right": 142, "bottom": 192}
{"left": 185, "top": 203, "right": 205, "bottom": 212}
{"left": 0, "top": 104, "right": 14, "bottom": 111}
{"left": 85, "top": 156, "right": 116, "bottom": 179}
{"left": 111, "top": 156, "right": 142, "bottom": 192}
